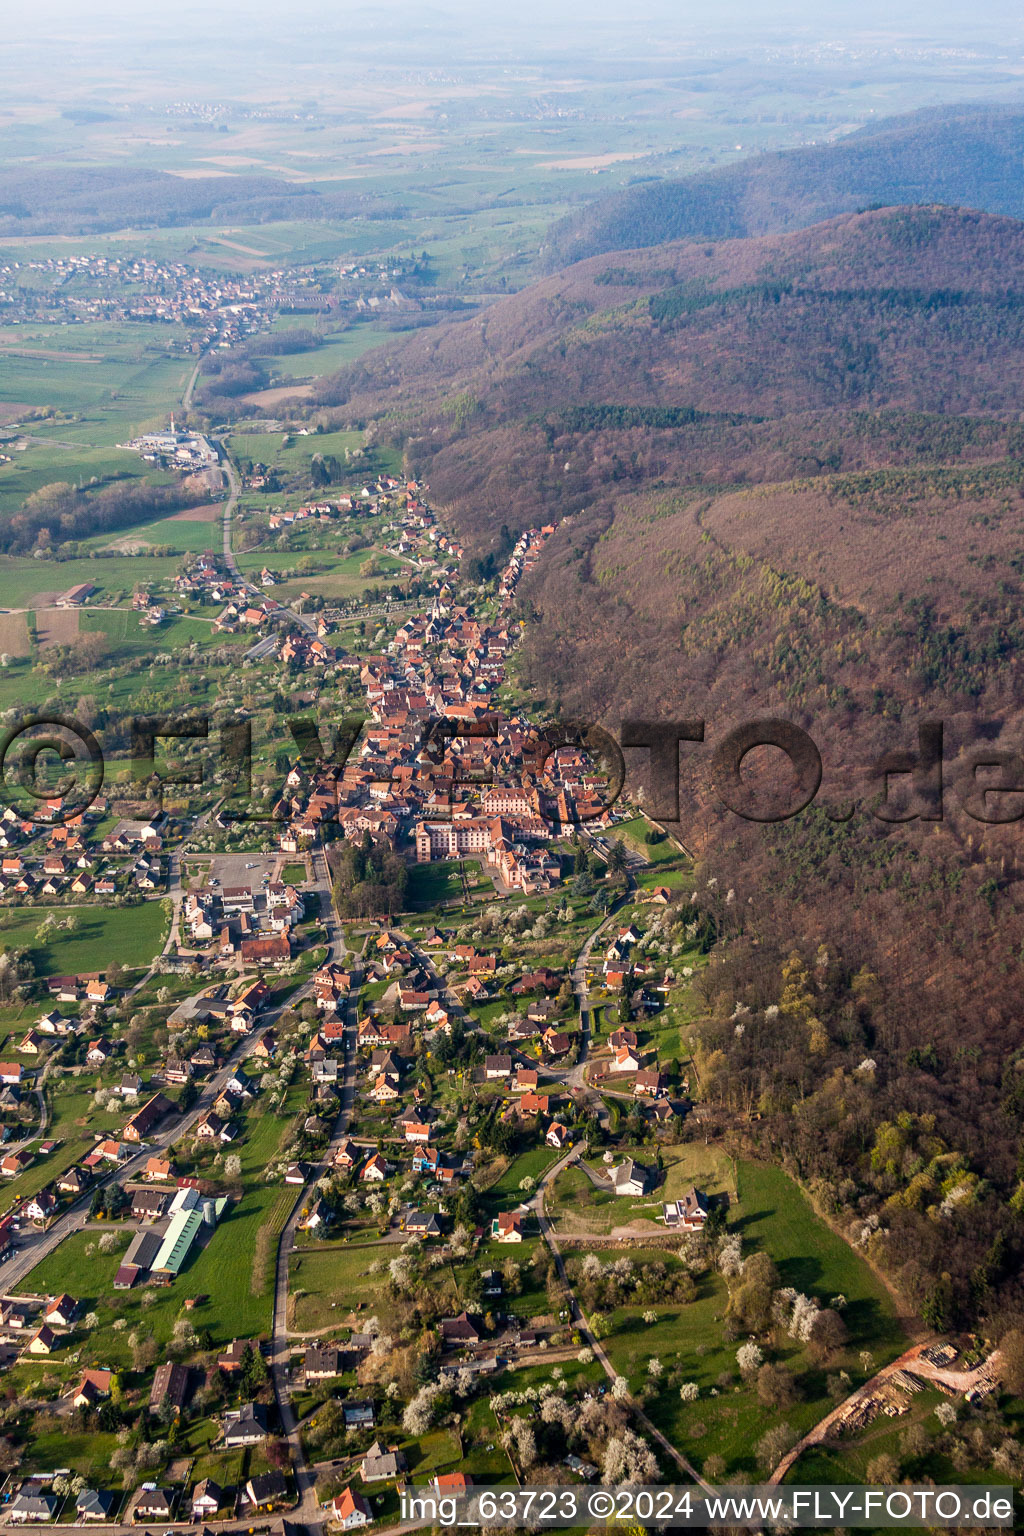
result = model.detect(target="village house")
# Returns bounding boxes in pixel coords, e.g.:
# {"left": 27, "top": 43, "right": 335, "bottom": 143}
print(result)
{"left": 245, "top": 1471, "right": 288, "bottom": 1512}
{"left": 324, "top": 1487, "right": 371, "bottom": 1529}
{"left": 492, "top": 1210, "right": 524, "bottom": 1242}
{"left": 44, "top": 1293, "right": 78, "bottom": 1327}
{"left": 26, "top": 1324, "right": 58, "bottom": 1355}
{"left": 399, "top": 1113, "right": 432, "bottom": 1143}
{"left": 223, "top": 1401, "right": 269, "bottom": 1447}
{"left": 634, "top": 1068, "right": 666, "bottom": 1098}
{"left": 57, "top": 1165, "right": 90, "bottom": 1196}
{"left": 439, "top": 1311, "right": 481, "bottom": 1347}
{"left": 123, "top": 1092, "right": 172, "bottom": 1143}
{"left": 25, "top": 1190, "right": 56, "bottom": 1224}
{"left": 73, "top": 1368, "right": 113, "bottom": 1409}
{"left": 611, "top": 1159, "right": 656, "bottom": 1197}
{"left": 191, "top": 1480, "right": 223, "bottom": 1520}
{"left": 217, "top": 1338, "right": 253, "bottom": 1373}
{"left": 76, "top": 1490, "right": 115, "bottom": 1522}
{"left": 662, "top": 1185, "right": 709, "bottom": 1231}
{"left": 151, "top": 1359, "right": 191, "bottom": 1412}
{"left": 131, "top": 1488, "right": 175, "bottom": 1523}
{"left": 360, "top": 1440, "right": 407, "bottom": 1482}
{"left": 9, "top": 1490, "right": 58, "bottom": 1523}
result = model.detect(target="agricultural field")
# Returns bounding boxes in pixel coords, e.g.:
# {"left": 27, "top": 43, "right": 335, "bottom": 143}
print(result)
{"left": 263, "top": 325, "right": 419, "bottom": 382}
{"left": 0, "top": 550, "right": 182, "bottom": 608}
{"left": 0, "top": 326, "right": 195, "bottom": 515}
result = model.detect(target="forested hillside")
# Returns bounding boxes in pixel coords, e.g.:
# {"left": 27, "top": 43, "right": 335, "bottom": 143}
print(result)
{"left": 544, "top": 103, "right": 1024, "bottom": 266}
{"left": 318, "top": 205, "right": 1024, "bottom": 544}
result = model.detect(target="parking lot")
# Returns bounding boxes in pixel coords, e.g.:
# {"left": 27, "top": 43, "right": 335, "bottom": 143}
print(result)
{"left": 204, "top": 852, "right": 281, "bottom": 890}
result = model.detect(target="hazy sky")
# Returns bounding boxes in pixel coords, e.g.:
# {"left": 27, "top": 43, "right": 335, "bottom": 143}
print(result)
{"left": 10, "top": 0, "right": 1024, "bottom": 52}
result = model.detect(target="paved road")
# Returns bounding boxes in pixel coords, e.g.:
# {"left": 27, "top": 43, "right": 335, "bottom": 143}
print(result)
{"left": 557, "top": 888, "right": 636, "bottom": 1128}
{"left": 8, "top": 1059, "right": 53, "bottom": 1155}
{"left": 125, "top": 855, "right": 182, "bottom": 1003}
{"left": 267, "top": 844, "right": 358, "bottom": 1520}
{"left": 220, "top": 454, "right": 243, "bottom": 584}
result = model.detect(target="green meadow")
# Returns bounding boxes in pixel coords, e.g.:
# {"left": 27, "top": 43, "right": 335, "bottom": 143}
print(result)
{"left": 0, "top": 900, "right": 169, "bottom": 973}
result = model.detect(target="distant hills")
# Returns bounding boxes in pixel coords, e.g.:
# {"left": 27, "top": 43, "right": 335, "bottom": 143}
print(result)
{"left": 544, "top": 104, "right": 1024, "bottom": 267}
{"left": 0, "top": 167, "right": 401, "bottom": 235}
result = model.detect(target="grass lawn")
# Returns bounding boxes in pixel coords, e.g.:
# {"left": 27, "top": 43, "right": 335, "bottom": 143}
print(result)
{"left": 613, "top": 816, "right": 686, "bottom": 865}
{"left": 80, "top": 609, "right": 230, "bottom": 656}
{"left": 269, "top": 328, "right": 417, "bottom": 381}
{"left": 187, "top": 1446, "right": 245, "bottom": 1498}
{"left": 0, "top": 999, "right": 37, "bottom": 1047}
{"left": 459, "top": 1394, "right": 517, "bottom": 1481}
{"left": 734, "top": 1161, "right": 907, "bottom": 1361}
{"left": 289, "top": 1243, "right": 403, "bottom": 1331}
{"left": 21, "top": 1424, "right": 121, "bottom": 1480}
{"left": 636, "top": 864, "right": 691, "bottom": 891}
{"left": 548, "top": 1144, "right": 737, "bottom": 1236}
{"left": 407, "top": 860, "right": 479, "bottom": 909}
{"left": 44, "top": 1081, "right": 127, "bottom": 1143}
{"left": 470, "top": 1235, "right": 550, "bottom": 1320}
{"left": 602, "top": 1274, "right": 800, "bottom": 1476}
{"left": 0, "top": 900, "right": 169, "bottom": 973}
{"left": 401, "top": 1426, "right": 462, "bottom": 1477}
{"left": 0, "top": 1135, "right": 91, "bottom": 1217}
{"left": 227, "top": 426, "right": 362, "bottom": 468}
{"left": 600, "top": 1271, "right": 861, "bottom": 1479}
{"left": 639, "top": 1013, "right": 686, "bottom": 1059}
{"left": 479, "top": 1145, "right": 563, "bottom": 1206}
